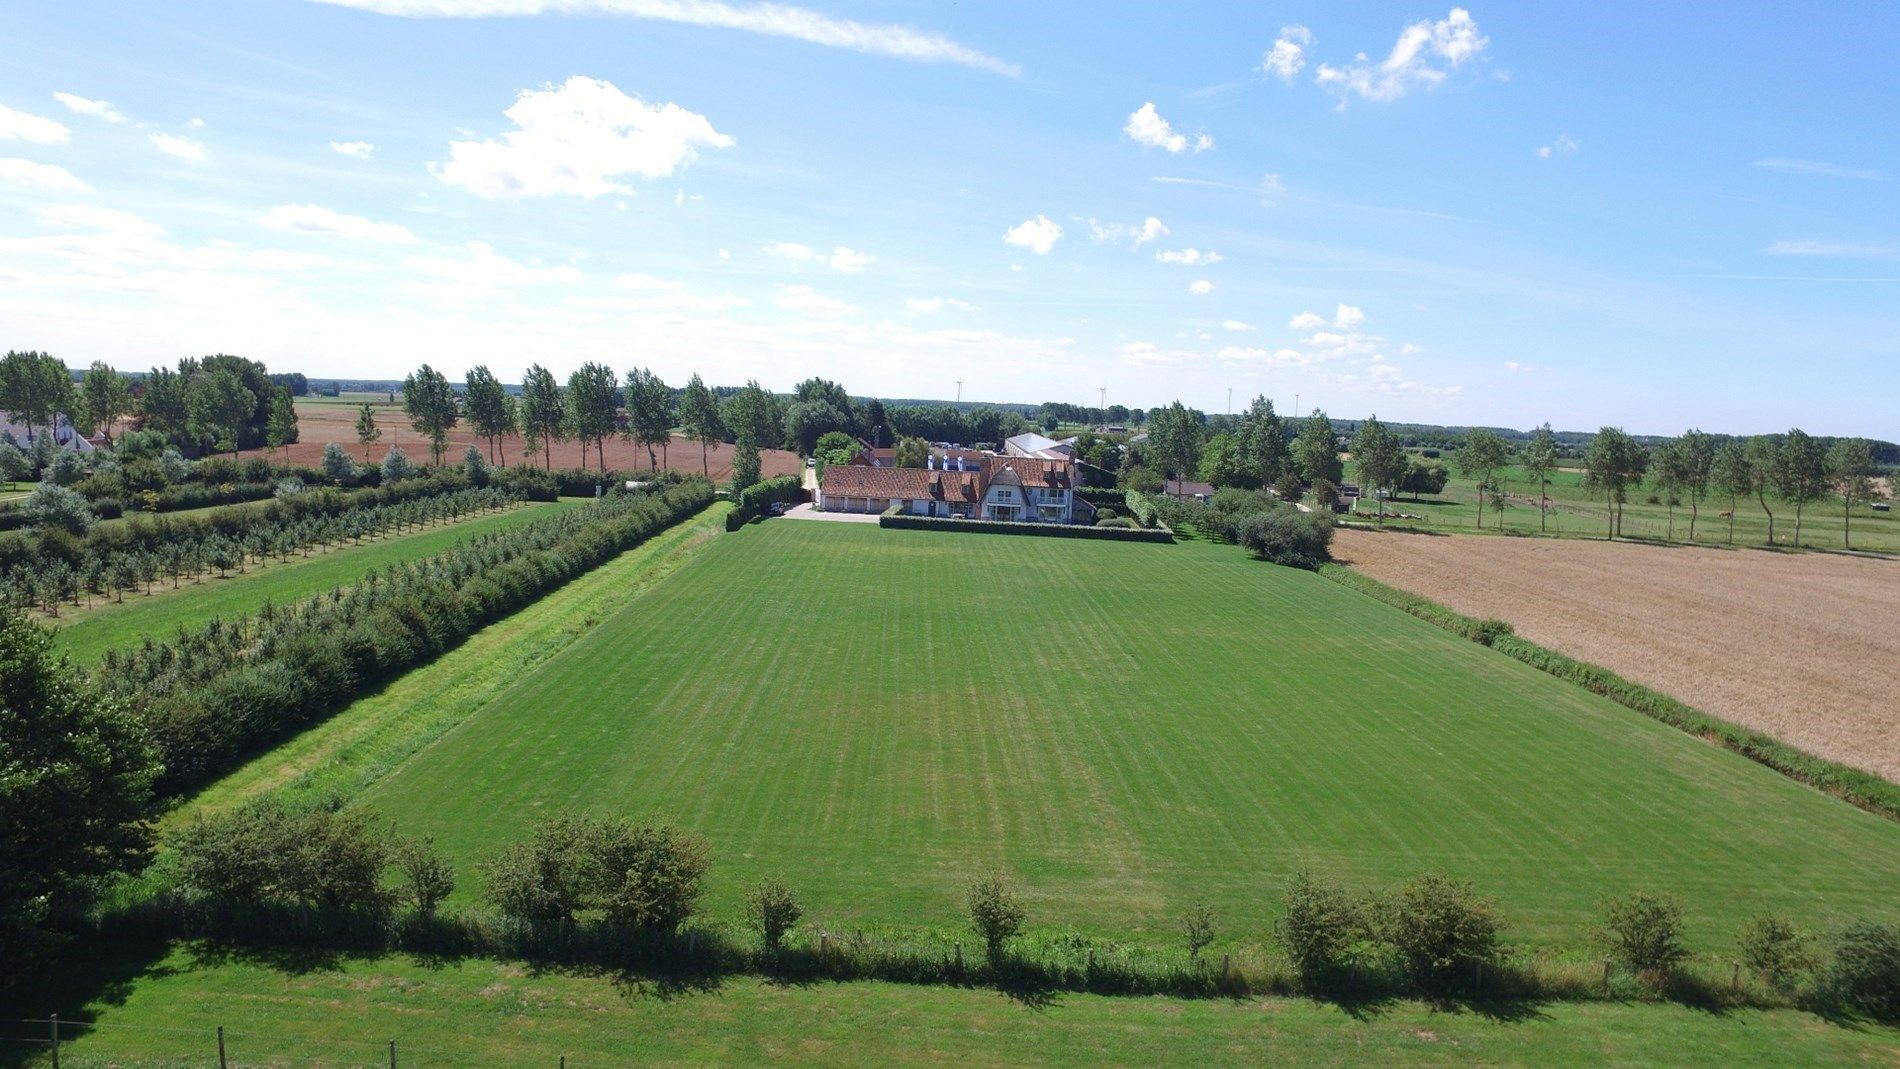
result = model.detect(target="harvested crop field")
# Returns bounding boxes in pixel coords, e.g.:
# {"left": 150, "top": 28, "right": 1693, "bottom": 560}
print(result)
{"left": 1332, "top": 529, "right": 1900, "bottom": 780}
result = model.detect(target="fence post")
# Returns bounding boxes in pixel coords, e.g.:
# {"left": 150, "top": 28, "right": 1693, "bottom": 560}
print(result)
{"left": 48, "top": 1013, "right": 59, "bottom": 1069}
{"left": 218, "top": 1025, "right": 227, "bottom": 1068}
{"left": 389, "top": 1039, "right": 397, "bottom": 1068}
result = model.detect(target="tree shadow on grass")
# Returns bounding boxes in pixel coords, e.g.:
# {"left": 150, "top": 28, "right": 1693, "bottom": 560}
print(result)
{"left": 0, "top": 938, "right": 176, "bottom": 1069}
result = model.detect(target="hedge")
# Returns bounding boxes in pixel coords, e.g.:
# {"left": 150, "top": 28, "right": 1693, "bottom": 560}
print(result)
{"left": 1076, "top": 487, "right": 1127, "bottom": 509}
{"left": 1319, "top": 562, "right": 1900, "bottom": 823}
{"left": 726, "top": 474, "right": 804, "bottom": 530}
{"left": 879, "top": 513, "right": 1174, "bottom": 543}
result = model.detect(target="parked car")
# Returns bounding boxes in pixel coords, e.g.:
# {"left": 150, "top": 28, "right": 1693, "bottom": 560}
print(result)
{"left": 769, "top": 501, "right": 791, "bottom": 516}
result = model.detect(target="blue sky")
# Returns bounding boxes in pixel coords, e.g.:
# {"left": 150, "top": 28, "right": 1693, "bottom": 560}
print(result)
{"left": 0, "top": 2, "right": 1894, "bottom": 436}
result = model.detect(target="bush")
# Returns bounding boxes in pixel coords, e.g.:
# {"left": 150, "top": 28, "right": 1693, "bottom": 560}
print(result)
{"left": 395, "top": 836, "right": 456, "bottom": 918}
{"left": 463, "top": 445, "right": 488, "bottom": 487}
{"left": 967, "top": 870, "right": 1025, "bottom": 965}
{"left": 1379, "top": 872, "right": 1501, "bottom": 993}
{"left": 1818, "top": 920, "right": 1900, "bottom": 1021}
{"left": 46, "top": 449, "right": 89, "bottom": 487}
{"left": 746, "top": 876, "right": 803, "bottom": 951}
{"left": 1599, "top": 893, "right": 1688, "bottom": 975}
{"left": 597, "top": 823, "right": 711, "bottom": 935}
{"left": 1096, "top": 516, "right": 1138, "bottom": 529}
{"left": 1738, "top": 913, "right": 1815, "bottom": 991}
{"left": 481, "top": 814, "right": 710, "bottom": 936}
{"left": 1237, "top": 506, "right": 1334, "bottom": 569}
{"left": 381, "top": 446, "right": 413, "bottom": 483}
{"left": 1276, "top": 870, "right": 1363, "bottom": 984}
{"left": 158, "top": 447, "right": 192, "bottom": 484}
{"left": 21, "top": 482, "right": 96, "bottom": 535}
{"left": 726, "top": 474, "right": 802, "bottom": 530}
{"left": 170, "top": 797, "right": 391, "bottom": 912}
{"left": 321, "top": 442, "right": 357, "bottom": 484}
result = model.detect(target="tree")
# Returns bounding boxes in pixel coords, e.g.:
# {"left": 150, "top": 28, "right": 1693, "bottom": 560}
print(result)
{"left": 1599, "top": 893, "right": 1688, "bottom": 975}
{"left": 264, "top": 388, "right": 298, "bottom": 460}
{"left": 463, "top": 366, "right": 515, "bottom": 465}
{"left": 1292, "top": 409, "right": 1343, "bottom": 486}
{"left": 967, "top": 870, "right": 1025, "bottom": 966}
{"left": 1650, "top": 439, "right": 1689, "bottom": 543}
{"left": 1401, "top": 458, "right": 1449, "bottom": 500}
{"left": 1743, "top": 435, "right": 1783, "bottom": 545}
{"left": 677, "top": 373, "right": 724, "bottom": 478}
{"left": 1775, "top": 428, "right": 1829, "bottom": 548}
{"left": 136, "top": 365, "right": 192, "bottom": 446}
{"left": 1712, "top": 439, "right": 1754, "bottom": 545}
{"left": 1582, "top": 427, "right": 1647, "bottom": 539}
{"left": 731, "top": 431, "right": 762, "bottom": 492}
{"left": 893, "top": 436, "right": 929, "bottom": 468}
{"left": 395, "top": 835, "right": 456, "bottom": 919}
{"left": 0, "top": 351, "right": 73, "bottom": 474}
{"left": 624, "top": 366, "right": 674, "bottom": 471}
{"left": 1148, "top": 401, "right": 1203, "bottom": 494}
{"left": 381, "top": 444, "right": 412, "bottom": 482}
{"left": 354, "top": 403, "right": 382, "bottom": 461}
{"left": 1235, "top": 395, "right": 1289, "bottom": 489}
{"left": 1826, "top": 438, "right": 1877, "bottom": 550}
{"left": 721, "top": 381, "right": 783, "bottom": 450}
{"left": 80, "top": 362, "right": 133, "bottom": 445}
{"left": 1738, "top": 914, "right": 1816, "bottom": 992}
{"left": 1276, "top": 870, "right": 1363, "bottom": 985}
{"left": 189, "top": 368, "right": 256, "bottom": 457}
{"left": 519, "top": 364, "right": 567, "bottom": 470}
{"left": 1181, "top": 901, "right": 1216, "bottom": 962}
{"left": 1520, "top": 423, "right": 1559, "bottom": 533}
{"left": 566, "top": 362, "right": 618, "bottom": 470}
{"left": 321, "top": 441, "right": 357, "bottom": 483}
{"left": 0, "top": 609, "right": 160, "bottom": 942}
{"left": 1352, "top": 415, "right": 1407, "bottom": 521}
{"left": 1457, "top": 428, "right": 1510, "bottom": 530}
{"left": 746, "top": 876, "right": 802, "bottom": 953}
{"left": 402, "top": 364, "right": 458, "bottom": 466}
{"left": 1673, "top": 429, "right": 1715, "bottom": 541}
{"left": 1379, "top": 872, "right": 1502, "bottom": 993}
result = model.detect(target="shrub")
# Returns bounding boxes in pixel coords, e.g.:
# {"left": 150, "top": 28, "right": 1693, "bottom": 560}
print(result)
{"left": 1096, "top": 516, "right": 1138, "bottom": 529}
{"left": 1379, "top": 872, "right": 1501, "bottom": 992}
{"left": 746, "top": 876, "right": 803, "bottom": 951}
{"left": 1599, "top": 893, "right": 1688, "bottom": 975}
{"left": 0, "top": 441, "right": 29, "bottom": 484}
{"left": 1181, "top": 901, "right": 1215, "bottom": 961}
{"left": 597, "top": 822, "right": 711, "bottom": 935}
{"left": 170, "top": 797, "right": 391, "bottom": 911}
{"left": 321, "top": 442, "right": 357, "bottom": 484}
{"left": 395, "top": 835, "right": 456, "bottom": 918}
{"left": 463, "top": 446, "right": 488, "bottom": 487}
{"left": 381, "top": 446, "right": 413, "bottom": 483}
{"left": 1237, "top": 506, "right": 1334, "bottom": 569}
{"left": 1738, "top": 914, "right": 1816, "bottom": 991}
{"left": 46, "top": 449, "right": 89, "bottom": 487}
{"left": 1818, "top": 920, "right": 1900, "bottom": 1021}
{"left": 482, "top": 813, "right": 710, "bottom": 937}
{"left": 274, "top": 477, "right": 306, "bottom": 499}
{"left": 22, "top": 482, "right": 96, "bottom": 535}
{"left": 726, "top": 474, "right": 802, "bottom": 530}
{"left": 967, "top": 870, "right": 1025, "bottom": 965}
{"left": 1276, "top": 870, "right": 1363, "bottom": 984}
{"left": 158, "top": 447, "right": 193, "bottom": 484}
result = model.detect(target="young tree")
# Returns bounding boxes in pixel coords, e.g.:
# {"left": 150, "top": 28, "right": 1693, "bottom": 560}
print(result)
{"left": 462, "top": 365, "right": 516, "bottom": 465}
{"left": 1775, "top": 428, "right": 1829, "bottom": 548}
{"left": 1148, "top": 401, "right": 1203, "bottom": 493}
{"left": 967, "top": 870, "right": 1025, "bottom": 967}
{"left": 623, "top": 366, "right": 674, "bottom": 471}
{"left": 1276, "top": 870, "right": 1363, "bottom": 986}
{"left": 566, "top": 362, "right": 618, "bottom": 470}
{"left": 0, "top": 609, "right": 160, "bottom": 941}
{"left": 0, "top": 351, "right": 74, "bottom": 465}
{"left": 80, "top": 361, "right": 133, "bottom": 445}
{"left": 1599, "top": 893, "right": 1688, "bottom": 976}
{"left": 402, "top": 364, "right": 458, "bottom": 466}
{"left": 745, "top": 876, "right": 803, "bottom": 953}
{"left": 1351, "top": 415, "right": 1408, "bottom": 520}
{"left": 1379, "top": 872, "right": 1502, "bottom": 993}
{"left": 1582, "top": 427, "right": 1648, "bottom": 539}
{"left": 1826, "top": 437, "right": 1877, "bottom": 550}
{"left": 354, "top": 403, "right": 382, "bottom": 461}
{"left": 1520, "top": 422, "right": 1559, "bottom": 532}
{"left": 1292, "top": 409, "right": 1344, "bottom": 486}
{"left": 1712, "top": 439, "right": 1753, "bottom": 545}
{"left": 264, "top": 387, "right": 298, "bottom": 461}
{"left": 1181, "top": 901, "right": 1217, "bottom": 962}
{"left": 676, "top": 373, "right": 724, "bottom": 477}
{"left": 1743, "top": 435, "right": 1782, "bottom": 545}
{"left": 1457, "top": 428, "right": 1510, "bottom": 530}
{"left": 519, "top": 363, "right": 567, "bottom": 470}
{"left": 395, "top": 835, "right": 456, "bottom": 919}
{"left": 1650, "top": 438, "right": 1689, "bottom": 543}
{"left": 381, "top": 444, "right": 412, "bottom": 483}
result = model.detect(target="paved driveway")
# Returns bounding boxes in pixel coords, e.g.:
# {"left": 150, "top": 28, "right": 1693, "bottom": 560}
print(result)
{"left": 781, "top": 502, "right": 880, "bottom": 523}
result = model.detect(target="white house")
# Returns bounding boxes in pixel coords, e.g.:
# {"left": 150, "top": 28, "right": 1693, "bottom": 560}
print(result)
{"left": 817, "top": 452, "right": 1088, "bottom": 523}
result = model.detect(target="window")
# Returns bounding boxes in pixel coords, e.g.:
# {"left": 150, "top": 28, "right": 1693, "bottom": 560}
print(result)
{"left": 996, "top": 489, "right": 1014, "bottom": 502}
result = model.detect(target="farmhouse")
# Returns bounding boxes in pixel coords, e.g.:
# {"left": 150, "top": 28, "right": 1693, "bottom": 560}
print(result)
{"left": 817, "top": 452, "right": 1088, "bottom": 522}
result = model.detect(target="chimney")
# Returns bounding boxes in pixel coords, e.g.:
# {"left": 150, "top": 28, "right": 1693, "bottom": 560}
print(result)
{"left": 927, "top": 453, "right": 936, "bottom": 470}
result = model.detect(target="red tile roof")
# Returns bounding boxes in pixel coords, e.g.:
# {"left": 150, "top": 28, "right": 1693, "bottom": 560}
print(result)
{"left": 821, "top": 454, "right": 1074, "bottom": 502}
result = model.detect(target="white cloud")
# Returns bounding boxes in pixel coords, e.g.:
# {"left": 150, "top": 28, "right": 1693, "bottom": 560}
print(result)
{"left": 261, "top": 203, "right": 418, "bottom": 244}
{"left": 188, "top": 117, "right": 207, "bottom": 129}
{"left": 52, "top": 92, "right": 128, "bottom": 124}
{"left": 1536, "top": 134, "right": 1578, "bottom": 159}
{"left": 1004, "top": 214, "right": 1062, "bottom": 254}
{"left": 905, "top": 296, "right": 980, "bottom": 313}
{"left": 1188, "top": 279, "right": 1214, "bottom": 295}
{"left": 1765, "top": 241, "right": 1897, "bottom": 258}
{"left": 764, "top": 241, "right": 875, "bottom": 271}
{"left": 1263, "top": 24, "right": 1312, "bottom": 82}
{"left": 1123, "top": 102, "right": 1211, "bottom": 154}
{"left": 330, "top": 140, "right": 376, "bottom": 158}
{"left": 150, "top": 133, "right": 207, "bottom": 162}
{"left": 1222, "top": 319, "right": 1254, "bottom": 332}
{"left": 432, "top": 76, "right": 732, "bottom": 199}
{"left": 309, "top": 0, "right": 1020, "bottom": 76}
{"left": 1314, "top": 7, "right": 1489, "bottom": 103}
{"left": 1288, "top": 311, "right": 1326, "bottom": 331}
{"left": 1504, "top": 360, "right": 1535, "bottom": 373}
{"left": 1156, "top": 247, "right": 1223, "bottom": 266}
{"left": 405, "top": 241, "right": 583, "bottom": 295}
{"left": 0, "top": 104, "right": 70, "bottom": 145}
{"left": 773, "top": 283, "right": 855, "bottom": 317}
{"left": 1753, "top": 157, "right": 1883, "bottom": 181}
{"left": 1333, "top": 303, "right": 1365, "bottom": 329}
{"left": 1088, "top": 215, "right": 1168, "bottom": 246}
{"left": 0, "top": 158, "right": 92, "bottom": 193}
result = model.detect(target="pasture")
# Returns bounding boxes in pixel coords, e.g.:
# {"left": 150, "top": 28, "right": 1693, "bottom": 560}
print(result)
{"left": 54, "top": 499, "right": 582, "bottom": 663}
{"left": 10, "top": 944, "right": 1896, "bottom": 1068}
{"left": 354, "top": 521, "right": 1900, "bottom": 950}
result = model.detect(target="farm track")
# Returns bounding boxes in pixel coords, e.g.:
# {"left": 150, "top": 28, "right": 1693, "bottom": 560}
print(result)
{"left": 1332, "top": 528, "right": 1900, "bottom": 781}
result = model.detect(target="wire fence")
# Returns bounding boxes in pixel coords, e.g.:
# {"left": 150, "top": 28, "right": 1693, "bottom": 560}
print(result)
{"left": 4, "top": 1016, "right": 663, "bottom": 1068}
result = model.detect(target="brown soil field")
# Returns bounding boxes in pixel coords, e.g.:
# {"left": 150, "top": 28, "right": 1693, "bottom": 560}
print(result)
{"left": 244, "top": 401, "right": 802, "bottom": 483}
{"left": 1332, "top": 528, "right": 1900, "bottom": 781}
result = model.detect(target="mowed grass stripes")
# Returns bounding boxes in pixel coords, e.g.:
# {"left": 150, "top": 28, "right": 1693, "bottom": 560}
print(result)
{"left": 361, "top": 522, "right": 1900, "bottom": 949}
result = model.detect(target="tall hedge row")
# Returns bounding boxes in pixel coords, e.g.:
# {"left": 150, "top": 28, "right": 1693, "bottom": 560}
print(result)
{"left": 879, "top": 513, "right": 1175, "bottom": 543}
{"left": 726, "top": 475, "right": 804, "bottom": 530}
{"left": 108, "top": 480, "right": 714, "bottom": 795}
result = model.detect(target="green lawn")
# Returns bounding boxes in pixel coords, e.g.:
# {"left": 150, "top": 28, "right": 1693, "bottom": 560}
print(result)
{"left": 54, "top": 500, "right": 585, "bottom": 663}
{"left": 1360, "top": 459, "right": 1900, "bottom": 552}
{"left": 351, "top": 521, "right": 1900, "bottom": 952}
{"left": 9, "top": 943, "right": 1895, "bottom": 1068}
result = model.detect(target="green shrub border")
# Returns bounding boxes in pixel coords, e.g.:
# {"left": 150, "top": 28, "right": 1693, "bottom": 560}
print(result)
{"left": 879, "top": 513, "right": 1174, "bottom": 543}
{"left": 1318, "top": 562, "right": 1900, "bottom": 822}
